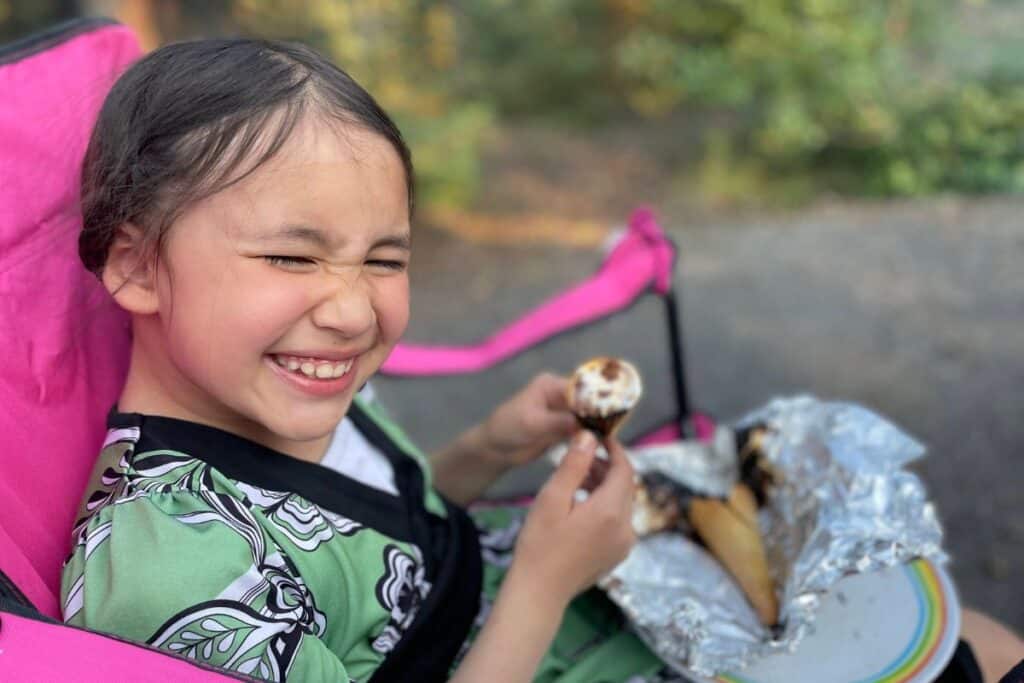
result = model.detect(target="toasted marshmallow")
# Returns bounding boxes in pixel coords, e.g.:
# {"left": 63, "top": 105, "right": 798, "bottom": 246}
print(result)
{"left": 567, "top": 357, "right": 642, "bottom": 419}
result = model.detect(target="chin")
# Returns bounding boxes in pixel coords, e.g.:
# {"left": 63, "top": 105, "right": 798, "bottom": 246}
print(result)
{"left": 262, "top": 404, "right": 351, "bottom": 443}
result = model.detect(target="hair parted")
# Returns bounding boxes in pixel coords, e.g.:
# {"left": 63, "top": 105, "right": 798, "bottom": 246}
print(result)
{"left": 79, "top": 38, "right": 414, "bottom": 275}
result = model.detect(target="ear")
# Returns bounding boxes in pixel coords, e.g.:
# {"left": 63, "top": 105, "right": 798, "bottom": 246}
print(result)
{"left": 101, "top": 223, "right": 160, "bottom": 315}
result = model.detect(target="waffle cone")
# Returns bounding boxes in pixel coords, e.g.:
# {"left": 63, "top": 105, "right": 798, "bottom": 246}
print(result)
{"left": 688, "top": 483, "right": 779, "bottom": 627}
{"left": 574, "top": 407, "right": 633, "bottom": 440}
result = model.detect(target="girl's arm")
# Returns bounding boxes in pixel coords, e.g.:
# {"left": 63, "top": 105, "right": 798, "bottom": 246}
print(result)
{"left": 432, "top": 373, "right": 576, "bottom": 505}
{"left": 451, "top": 431, "right": 637, "bottom": 682}
{"left": 431, "top": 420, "right": 513, "bottom": 505}
{"left": 449, "top": 564, "right": 567, "bottom": 683}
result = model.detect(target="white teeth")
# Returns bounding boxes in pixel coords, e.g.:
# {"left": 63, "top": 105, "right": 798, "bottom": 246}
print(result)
{"left": 273, "top": 355, "right": 354, "bottom": 381}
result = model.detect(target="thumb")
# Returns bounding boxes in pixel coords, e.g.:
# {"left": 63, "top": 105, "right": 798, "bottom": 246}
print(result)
{"left": 540, "top": 431, "right": 598, "bottom": 503}
{"left": 537, "top": 409, "right": 577, "bottom": 440}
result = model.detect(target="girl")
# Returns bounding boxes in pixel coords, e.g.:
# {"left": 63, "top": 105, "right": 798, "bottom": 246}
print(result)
{"left": 63, "top": 38, "right": 665, "bottom": 682}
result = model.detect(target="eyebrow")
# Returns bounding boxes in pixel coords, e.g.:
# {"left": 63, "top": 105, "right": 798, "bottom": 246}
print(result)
{"left": 372, "top": 233, "right": 412, "bottom": 250}
{"left": 260, "top": 224, "right": 410, "bottom": 251}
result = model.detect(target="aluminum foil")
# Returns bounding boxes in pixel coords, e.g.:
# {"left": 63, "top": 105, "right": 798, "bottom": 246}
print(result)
{"left": 601, "top": 395, "right": 947, "bottom": 680}
{"left": 627, "top": 426, "right": 739, "bottom": 499}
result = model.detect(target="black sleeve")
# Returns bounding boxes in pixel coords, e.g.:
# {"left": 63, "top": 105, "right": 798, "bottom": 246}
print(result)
{"left": 935, "top": 640, "right": 984, "bottom": 683}
{"left": 999, "top": 658, "right": 1024, "bottom": 683}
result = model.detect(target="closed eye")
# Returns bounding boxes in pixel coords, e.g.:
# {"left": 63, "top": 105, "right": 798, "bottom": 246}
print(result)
{"left": 264, "top": 255, "right": 316, "bottom": 268}
{"left": 367, "top": 259, "right": 407, "bottom": 271}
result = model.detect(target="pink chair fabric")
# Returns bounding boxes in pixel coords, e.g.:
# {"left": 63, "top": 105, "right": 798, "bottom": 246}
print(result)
{"left": 1, "top": 20, "right": 242, "bottom": 681}
{"left": 0, "top": 20, "right": 137, "bottom": 619}
{"left": 0, "top": 610, "right": 239, "bottom": 681}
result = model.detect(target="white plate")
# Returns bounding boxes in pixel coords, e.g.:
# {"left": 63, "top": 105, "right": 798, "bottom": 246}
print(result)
{"left": 703, "top": 559, "right": 960, "bottom": 683}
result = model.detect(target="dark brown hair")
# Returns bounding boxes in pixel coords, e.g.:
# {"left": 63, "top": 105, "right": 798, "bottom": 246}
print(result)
{"left": 79, "top": 38, "right": 414, "bottom": 275}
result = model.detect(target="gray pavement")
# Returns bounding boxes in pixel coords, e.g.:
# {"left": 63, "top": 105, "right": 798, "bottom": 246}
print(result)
{"left": 373, "top": 196, "right": 1024, "bottom": 632}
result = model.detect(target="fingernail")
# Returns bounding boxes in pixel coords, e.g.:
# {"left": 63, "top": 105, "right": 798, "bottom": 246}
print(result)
{"left": 572, "top": 430, "right": 597, "bottom": 450}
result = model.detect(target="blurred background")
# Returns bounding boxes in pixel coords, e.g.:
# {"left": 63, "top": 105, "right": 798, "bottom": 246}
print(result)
{"left": 3, "top": 0, "right": 1022, "bottom": 633}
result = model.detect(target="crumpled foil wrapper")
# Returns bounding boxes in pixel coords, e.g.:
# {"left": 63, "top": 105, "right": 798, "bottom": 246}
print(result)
{"left": 601, "top": 395, "right": 947, "bottom": 679}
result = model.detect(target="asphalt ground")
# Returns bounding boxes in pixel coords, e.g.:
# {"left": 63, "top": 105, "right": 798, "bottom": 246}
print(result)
{"left": 372, "top": 196, "right": 1024, "bottom": 633}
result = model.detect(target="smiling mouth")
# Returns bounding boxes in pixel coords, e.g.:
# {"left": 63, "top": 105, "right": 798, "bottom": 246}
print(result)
{"left": 271, "top": 354, "right": 355, "bottom": 380}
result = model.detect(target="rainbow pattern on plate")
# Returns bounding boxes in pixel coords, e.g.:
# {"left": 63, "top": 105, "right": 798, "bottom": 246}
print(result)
{"left": 714, "top": 560, "right": 949, "bottom": 683}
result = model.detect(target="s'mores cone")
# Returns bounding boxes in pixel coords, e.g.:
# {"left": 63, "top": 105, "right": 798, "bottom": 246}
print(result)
{"left": 632, "top": 472, "right": 692, "bottom": 536}
{"left": 688, "top": 483, "right": 779, "bottom": 627}
{"left": 566, "top": 357, "right": 643, "bottom": 439}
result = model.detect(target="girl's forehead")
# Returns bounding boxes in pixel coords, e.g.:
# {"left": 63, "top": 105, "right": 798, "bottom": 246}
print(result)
{"left": 259, "top": 118, "right": 402, "bottom": 182}
{"left": 210, "top": 119, "right": 409, "bottom": 233}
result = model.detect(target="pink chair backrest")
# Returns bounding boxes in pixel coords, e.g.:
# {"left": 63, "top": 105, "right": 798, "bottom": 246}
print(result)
{"left": 0, "top": 20, "right": 139, "bottom": 618}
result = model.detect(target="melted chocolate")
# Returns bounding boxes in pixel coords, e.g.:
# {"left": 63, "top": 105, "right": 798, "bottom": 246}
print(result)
{"left": 600, "top": 359, "right": 622, "bottom": 380}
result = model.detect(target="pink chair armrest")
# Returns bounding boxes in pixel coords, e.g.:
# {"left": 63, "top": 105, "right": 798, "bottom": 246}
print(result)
{"left": 381, "top": 207, "right": 675, "bottom": 376}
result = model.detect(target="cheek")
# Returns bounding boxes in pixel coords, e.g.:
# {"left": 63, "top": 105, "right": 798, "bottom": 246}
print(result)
{"left": 235, "top": 284, "right": 316, "bottom": 340}
{"left": 375, "top": 277, "right": 410, "bottom": 345}
{"left": 161, "top": 263, "right": 312, "bottom": 361}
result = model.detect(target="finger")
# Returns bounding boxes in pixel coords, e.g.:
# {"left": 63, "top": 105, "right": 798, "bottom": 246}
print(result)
{"left": 588, "top": 438, "right": 636, "bottom": 508}
{"left": 537, "top": 430, "right": 597, "bottom": 507}
{"left": 527, "top": 408, "right": 577, "bottom": 441}
{"left": 535, "top": 373, "right": 570, "bottom": 411}
{"left": 574, "top": 442, "right": 637, "bottom": 559}
{"left": 606, "top": 439, "right": 636, "bottom": 494}
{"left": 521, "top": 373, "right": 575, "bottom": 440}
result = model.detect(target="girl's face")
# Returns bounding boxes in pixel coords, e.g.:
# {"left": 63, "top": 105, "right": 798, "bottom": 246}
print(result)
{"left": 146, "top": 118, "right": 410, "bottom": 459}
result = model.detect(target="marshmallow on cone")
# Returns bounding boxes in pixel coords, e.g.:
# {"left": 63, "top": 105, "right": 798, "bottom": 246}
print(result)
{"left": 632, "top": 472, "right": 691, "bottom": 536}
{"left": 566, "top": 357, "right": 643, "bottom": 439}
{"left": 566, "top": 357, "right": 643, "bottom": 492}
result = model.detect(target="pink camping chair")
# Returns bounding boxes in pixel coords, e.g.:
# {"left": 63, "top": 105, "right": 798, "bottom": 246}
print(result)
{"left": 0, "top": 18, "right": 709, "bottom": 680}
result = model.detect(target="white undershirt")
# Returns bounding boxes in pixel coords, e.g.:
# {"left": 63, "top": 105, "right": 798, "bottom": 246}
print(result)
{"left": 319, "top": 384, "right": 399, "bottom": 496}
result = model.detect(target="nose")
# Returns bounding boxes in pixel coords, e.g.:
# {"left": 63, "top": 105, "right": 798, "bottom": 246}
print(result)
{"left": 310, "top": 273, "right": 376, "bottom": 339}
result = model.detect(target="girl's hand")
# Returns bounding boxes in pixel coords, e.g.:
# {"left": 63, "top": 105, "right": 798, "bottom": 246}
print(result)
{"left": 432, "top": 372, "right": 576, "bottom": 505}
{"left": 507, "top": 430, "right": 636, "bottom": 606}
{"left": 450, "top": 431, "right": 636, "bottom": 683}
{"left": 479, "top": 372, "right": 577, "bottom": 469}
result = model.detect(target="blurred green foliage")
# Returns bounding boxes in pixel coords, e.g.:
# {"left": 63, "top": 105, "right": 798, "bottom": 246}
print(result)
{"left": 5, "top": 0, "right": 1024, "bottom": 206}
{"left": 226, "top": 0, "right": 495, "bottom": 209}
{"left": 224, "top": 0, "right": 1024, "bottom": 204}
{"left": 453, "top": 0, "right": 1024, "bottom": 202}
